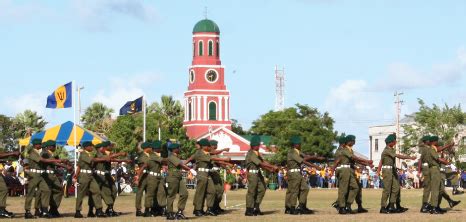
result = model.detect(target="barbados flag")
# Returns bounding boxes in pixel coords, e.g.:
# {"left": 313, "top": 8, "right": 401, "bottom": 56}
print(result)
{"left": 46, "top": 82, "right": 72, "bottom": 109}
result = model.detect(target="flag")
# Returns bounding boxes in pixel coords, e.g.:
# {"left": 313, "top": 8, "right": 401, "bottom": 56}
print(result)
{"left": 119, "top": 96, "right": 143, "bottom": 115}
{"left": 46, "top": 82, "right": 72, "bottom": 109}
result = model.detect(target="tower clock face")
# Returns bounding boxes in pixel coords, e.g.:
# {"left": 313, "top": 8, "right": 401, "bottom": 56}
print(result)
{"left": 206, "top": 70, "right": 218, "bottom": 83}
{"left": 190, "top": 70, "right": 195, "bottom": 83}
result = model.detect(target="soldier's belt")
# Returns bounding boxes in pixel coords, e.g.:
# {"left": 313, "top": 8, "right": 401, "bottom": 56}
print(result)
{"left": 289, "top": 169, "right": 300, "bottom": 173}
{"left": 198, "top": 168, "right": 211, "bottom": 172}
{"left": 248, "top": 170, "right": 259, "bottom": 174}
{"left": 44, "top": 170, "right": 54, "bottom": 174}
{"left": 95, "top": 170, "right": 109, "bottom": 176}
{"left": 340, "top": 165, "right": 351, "bottom": 168}
{"left": 148, "top": 172, "right": 161, "bottom": 177}
{"left": 382, "top": 166, "right": 393, "bottom": 169}
{"left": 423, "top": 163, "right": 429, "bottom": 167}
{"left": 440, "top": 168, "right": 446, "bottom": 172}
{"left": 27, "top": 169, "right": 44, "bottom": 174}
{"left": 211, "top": 167, "right": 221, "bottom": 171}
{"left": 336, "top": 166, "right": 341, "bottom": 169}
{"left": 80, "top": 169, "right": 92, "bottom": 174}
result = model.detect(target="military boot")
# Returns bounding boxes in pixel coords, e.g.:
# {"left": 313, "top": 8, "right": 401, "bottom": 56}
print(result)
{"left": 166, "top": 212, "right": 176, "bottom": 220}
{"left": 338, "top": 207, "right": 348, "bottom": 214}
{"left": 430, "top": 207, "right": 444, "bottom": 214}
{"left": 448, "top": 199, "right": 461, "bottom": 208}
{"left": 395, "top": 203, "right": 408, "bottom": 213}
{"left": 176, "top": 210, "right": 187, "bottom": 220}
{"left": 0, "top": 208, "right": 12, "bottom": 218}
{"left": 420, "top": 203, "right": 430, "bottom": 213}
{"left": 254, "top": 203, "right": 264, "bottom": 216}
{"left": 357, "top": 204, "right": 368, "bottom": 213}
{"left": 244, "top": 208, "right": 255, "bottom": 216}
{"left": 39, "top": 208, "right": 50, "bottom": 218}
{"left": 379, "top": 206, "right": 390, "bottom": 214}
{"left": 135, "top": 209, "right": 143, "bottom": 217}
{"left": 34, "top": 208, "right": 41, "bottom": 217}
{"left": 284, "top": 207, "right": 291, "bottom": 214}
{"left": 205, "top": 207, "right": 218, "bottom": 216}
{"left": 297, "top": 203, "right": 314, "bottom": 214}
{"left": 87, "top": 207, "right": 96, "bottom": 217}
{"left": 73, "top": 211, "right": 83, "bottom": 218}
{"left": 95, "top": 208, "right": 107, "bottom": 218}
{"left": 387, "top": 203, "right": 398, "bottom": 213}
{"left": 143, "top": 208, "right": 153, "bottom": 217}
{"left": 345, "top": 204, "right": 354, "bottom": 214}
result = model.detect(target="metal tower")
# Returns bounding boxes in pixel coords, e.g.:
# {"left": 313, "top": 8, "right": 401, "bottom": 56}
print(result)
{"left": 275, "top": 65, "right": 285, "bottom": 111}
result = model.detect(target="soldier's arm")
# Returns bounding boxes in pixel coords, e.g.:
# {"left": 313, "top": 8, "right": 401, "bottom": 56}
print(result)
{"left": 352, "top": 155, "right": 373, "bottom": 166}
{"left": 40, "top": 157, "right": 65, "bottom": 164}
{"left": 184, "top": 154, "right": 195, "bottom": 164}
{"left": 92, "top": 156, "right": 111, "bottom": 163}
{"left": 437, "top": 158, "right": 450, "bottom": 165}
{"left": 436, "top": 143, "right": 454, "bottom": 153}
{"left": 110, "top": 152, "right": 127, "bottom": 159}
{"left": 210, "top": 148, "right": 230, "bottom": 155}
{"left": 396, "top": 154, "right": 416, "bottom": 160}
{"left": 376, "top": 160, "right": 383, "bottom": 175}
{"left": 215, "top": 161, "right": 234, "bottom": 168}
{"left": 330, "top": 158, "right": 341, "bottom": 173}
{"left": 304, "top": 155, "right": 326, "bottom": 162}
{"left": 0, "top": 151, "right": 20, "bottom": 159}
{"left": 211, "top": 157, "right": 231, "bottom": 162}
{"left": 259, "top": 161, "right": 278, "bottom": 172}
{"left": 303, "top": 160, "right": 321, "bottom": 170}
{"left": 111, "top": 159, "right": 132, "bottom": 164}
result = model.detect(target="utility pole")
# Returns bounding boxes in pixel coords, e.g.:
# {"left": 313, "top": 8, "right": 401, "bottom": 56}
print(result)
{"left": 275, "top": 65, "right": 285, "bottom": 111}
{"left": 394, "top": 91, "right": 404, "bottom": 167}
{"left": 77, "top": 86, "right": 84, "bottom": 125}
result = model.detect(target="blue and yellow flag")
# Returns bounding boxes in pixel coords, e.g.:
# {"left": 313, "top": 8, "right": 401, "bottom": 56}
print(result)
{"left": 119, "top": 96, "right": 143, "bottom": 115}
{"left": 46, "top": 82, "right": 72, "bottom": 109}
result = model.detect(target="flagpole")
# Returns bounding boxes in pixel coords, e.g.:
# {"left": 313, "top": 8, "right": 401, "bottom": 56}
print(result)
{"left": 143, "top": 96, "right": 146, "bottom": 142}
{"left": 158, "top": 127, "right": 161, "bottom": 141}
{"left": 73, "top": 80, "right": 78, "bottom": 198}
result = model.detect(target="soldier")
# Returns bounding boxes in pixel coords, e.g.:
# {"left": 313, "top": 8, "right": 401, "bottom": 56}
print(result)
{"left": 41, "top": 140, "right": 73, "bottom": 218}
{"left": 330, "top": 135, "right": 372, "bottom": 214}
{"left": 0, "top": 150, "right": 21, "bottom": 218}
{"left": 134, "top": 142, "right": 147, "bottom": 217}
{"left": 437, "top": 143, "right": 461, "bottom": 213}
{"left": 244, "top": 136, "right": 279, "bottom": 216}
{"left": 192, "top": 138, "right": 231, "bottom": 217}
{"left": 285, "top": 136, "right": 323, "bottom": 215}
{"left": 91, "top": 141, "right": 128, "bottom": 217}
{"left": 376, "top": 134, "right": 416, "bottom": 214}
{"left": 24, "top": 139, "right": 65, "bottom": 219}
{"left": 209, "top": 140, "right": 232, "bottom": 214}
{"left": 417, "top": 135, "right": 432, "bottom": 213}
{"left": 151, "top": 141, "right": 168, "bottom": 217}
{"left": 331, "top": 136, "right": 347, "bottom": 211}
{"left": 74, "top": 141, "right": 106, "bottom": 218}
{"left": 166, "top": 143, "right": 197, "bottom": 220}
{"left": 426, "top": 136, "right": 452, "bottom": 214}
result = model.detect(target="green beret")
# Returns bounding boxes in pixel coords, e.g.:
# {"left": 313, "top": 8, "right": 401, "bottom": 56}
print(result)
{"left": 290, "top": 136, "right": 301, "bottom": 145}
{"left": 102, "top": 141, "right": 111, "bottom": 147}
{"left": 385, "top": 134, "right": 397, "bottom": 144}
{"left": 82, "top": 141, "right": 93, "bottom": 148}
{"left": 168, "top": 143, "right": 180, "bottom": 150}
{"left": 41, "top": 141, "right": 48, "bottom": 148}
{"left": 198, "top": 138, "right": 210, "bottom": 147}
{"left": 250, "top": 135, "right": 261, "bottom": 147}
{"left": 152, "top": 140, "right": 162, "bottom": 149}
{"left": 338, "top": 136, "right": 347, "bottom": 145}
{"left": 429, "top": 136, "right": 439, "bottom": 142}
{"left": 32, "top": 138, "right": 42, "bottom": 145}
{"left": 346, "top": 135, "right": 356, "bottom": 142}
{"left": 421, "top": 135, "right": 430, "bottom": 142}
{"left": 95, "top": 143, "right": 102, "bottom": 149}
{"left": 141, "top": 142, "right": 151, "bottom": 149}
{"left": 45, "top": 140, "right": 56, "bottom": 147}
{"left": 209, "top": 140, "right": 218, "bottom": 146}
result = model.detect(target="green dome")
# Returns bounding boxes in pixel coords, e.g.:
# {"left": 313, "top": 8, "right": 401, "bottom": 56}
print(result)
{"left": 193, "top": 19, "right": 220, "bottom": 33}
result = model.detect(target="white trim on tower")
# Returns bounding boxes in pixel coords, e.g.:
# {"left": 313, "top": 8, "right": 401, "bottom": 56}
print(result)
{"left": 192, "top": 34, "right": 219, "bottom": 38}
{"left": 191, "top": 97, "right": 196, "bottom": 121}
{"left": 197, "top": 96, "right": 201, "bottom": 120}
{"left": 218, "top": 96, "right": 223, "bottom": 121}
{"left": 224, "top": 96, "right": 229, "bottom": 121}
{"left": 203, "top": 96, "right": 207, "bottom": 120}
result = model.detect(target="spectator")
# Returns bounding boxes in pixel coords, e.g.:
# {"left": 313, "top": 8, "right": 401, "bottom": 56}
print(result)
{"left": 361, "top": 169, "right": 368, "bottom": 188}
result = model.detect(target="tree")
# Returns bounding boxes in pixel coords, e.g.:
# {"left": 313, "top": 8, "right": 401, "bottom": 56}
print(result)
{"left": 12, "top": 110, "right": 47, "bottom": 139}
{"left": 0, "top": 115, "right": 15, "bottom": 151}
{"left": 81, "top": 102, "right": 114, "bottom": 135}
{"left": 108, "top": 95, "right": 196, "bottom": 158}
{"left": 402, "top": 99, "right": 466, "bottom": 159}
{"left": 250, "top": 104, "right": 338, "bottom": 164}
{"left": 231, "top": 119, "right": 246, "bottom": 135}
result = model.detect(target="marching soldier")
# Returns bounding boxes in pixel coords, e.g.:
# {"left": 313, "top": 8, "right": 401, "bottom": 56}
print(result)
{"left": 91, "top": 141, "right": 128, "bottom": 217}
{"left": 437, "top": 142, "right": 461, "bottom": 212}
{"left": 0, "top": 150, "right": 21, "bottom": 218}
{"left": 151, "top": 141, "right": 168, "bottom": 217}
{"left": 24, "top": 139, "right": 65, "bottom": 219}
{"left": 244, "top": 136, "right": 279, "bottom": 216}
{"left": 285, "top": 136, "right": 323, "bottom": 215}
{"left": 209, "top": 140, "right": 232, "bottom": 214}
{"left": 330, "top": 135, "right": 372, "bottom": 214}
{"left": 74, "top": 141, "right": 106, "bottom": 218}
{"left": 418, "top": 135, "right": 432, "bottom": 213}
{"left": 376, "top": 134, "right": 416, "bottom": 214}
{"left": 331, "top": 136, "right": 347, "bottom": 211}
{"left": 134, "top": 141, "right": 164, "bottom": 217}
{"left": 166, "top": 143, "right": 197, "bottom": 220}
{"left": 192, "top": 138, "right": 231, "bottom": 217}
{"left": 134, "top": 142, "right": 146, "bottom": 217}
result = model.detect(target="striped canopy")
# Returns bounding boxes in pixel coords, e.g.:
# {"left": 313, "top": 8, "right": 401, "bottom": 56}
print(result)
{"left": 19, "top": 121, "right": 105, "bottom": 147}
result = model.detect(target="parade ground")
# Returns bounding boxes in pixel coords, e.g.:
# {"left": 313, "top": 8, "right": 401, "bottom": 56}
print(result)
{"left": 4, "top": 189, "right": 466, "bottom": 222}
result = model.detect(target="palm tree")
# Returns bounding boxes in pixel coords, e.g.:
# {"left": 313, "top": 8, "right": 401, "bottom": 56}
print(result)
{"left": 12, "top": 110, "right": 47, "bottom": 139}
{"left": 81, "top": 102, "right": 114, "bottom": 134}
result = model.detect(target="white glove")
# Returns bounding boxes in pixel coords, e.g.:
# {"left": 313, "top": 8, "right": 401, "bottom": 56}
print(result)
{"left": 190, "top": 169, "right": 197, "bottom": 176}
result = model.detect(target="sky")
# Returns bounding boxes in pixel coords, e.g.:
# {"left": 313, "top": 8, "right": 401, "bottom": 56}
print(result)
{"left": 1, "top": 0, "right": 465, "bottom": 156}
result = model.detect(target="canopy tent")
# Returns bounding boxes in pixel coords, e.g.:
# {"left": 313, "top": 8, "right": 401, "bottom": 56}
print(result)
{"left": 19, "top": 121, "right": 105, "bottom": 146}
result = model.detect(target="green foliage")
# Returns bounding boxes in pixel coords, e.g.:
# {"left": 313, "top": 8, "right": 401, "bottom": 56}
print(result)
{"left": 231, "top": 119, "right": 246, "bottom": 135}
{"left": 54, "top": 146, "right": 70, "bottom": 159}
{"left": 0, "top": 115, "right": 15, "bottom": 151}
{"left": 225, "top": 173, "right": 236, "bottom": 184}
{"left": 250, "top": 104, "right": 338, "bottom": 165}
{"left": 12, "top": 110, "right": 47, "bottom": 139}
{"left": 81, "top": 102, "right": 114, "bottom": 135}
{"left": 401, "top": 99, "right": 466, "bottom": 159}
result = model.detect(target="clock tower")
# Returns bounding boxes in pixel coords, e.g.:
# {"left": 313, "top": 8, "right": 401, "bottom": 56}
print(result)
{"left": 183, "top": 19, "right": 232, "bottom": 138}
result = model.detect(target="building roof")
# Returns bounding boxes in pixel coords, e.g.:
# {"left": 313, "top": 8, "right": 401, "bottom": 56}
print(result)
{"left": 193, "top": 19, "right": 220, "bottom": 33}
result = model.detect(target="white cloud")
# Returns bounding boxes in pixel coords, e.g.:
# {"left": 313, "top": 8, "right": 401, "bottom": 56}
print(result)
{"left": 72, "top": 0, "right": 158, "bottom": 31}
{"left": 3, "top": 93, "right": 48, "bottom": 116}
{"left": 91, "top": 72, "right": 162, "bottom": 117}
{"left": 0, "top": 0, "right": 50, "bottom": 22}
{"left": 376, "top": 48, "right": 466, "bottom": 91}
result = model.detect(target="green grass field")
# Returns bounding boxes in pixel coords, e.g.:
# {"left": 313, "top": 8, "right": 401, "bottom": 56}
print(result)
{"left": 4, "top": 188, "right": 466, "bottom": 221}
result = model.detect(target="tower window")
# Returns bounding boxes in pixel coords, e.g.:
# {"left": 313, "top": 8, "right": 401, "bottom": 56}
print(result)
{"left": 209, "top": 101, "right": 217, "bottom": 120}
{"left": 198, "top": 41, "right": 203, "bottom": 56}
{"left": 208, "top": 40, "right": 213, "bottom": 56}
{"left": 216, "top": 40, "right": 219, "bottom": 56}
{"left": 188, "top": 102, "right": 192, "bottom": 121}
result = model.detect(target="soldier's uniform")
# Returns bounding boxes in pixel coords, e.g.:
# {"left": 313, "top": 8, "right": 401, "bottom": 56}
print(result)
{"left": 337, "top": 146, "right": 358, "bottom": 213}
{"left": 285, "top": 142, "right": 310, "bottom": 214}
{"left": 427, "top": 138, "right": 443, "bottom": 214}
{"left": 74, "top": 142, "right": 104, "bottom": 218}
{"left": 192, "top": 140, "right": 216, "bottom": 216}
{"left": 24, "top": 139, "right": 51, "bottom": 218}
{"left": 92, "top": 144, "right": 118, "bottom": 217}
{"left": 379, "top": 144, "right": 400, "bottom": 212}
{"left": 144, "top": 146, "right": 164, "bottom": 217}
{"left": 331, "top": 139, "right": 345, "bottom": 211}
{"left": 245, "top": 136, "right": 267, "bottom": 216}
{"left": 135, "top": 150, "right": 148, "bottom": 216}
{"left": 166, "top": 144, "right": 189, "bottom": 220}
{"left": 438, "top": 156, "right": 460, "bottom": 210}
{"left": 0, "top": 151, "right": 19, "bottom": 218}
{"left": 209, "top": 140, "right": 225, "bottom": 214}
{"left": 418, "top": 139, "right": 431, "bottom": 212}
{"left": 41, "top": 141, "right": 64, "bottom": 217}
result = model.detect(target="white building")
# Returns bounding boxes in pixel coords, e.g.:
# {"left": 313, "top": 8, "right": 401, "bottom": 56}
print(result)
{"left": 369, "top": 116, "right": 466, "bottom": 166}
